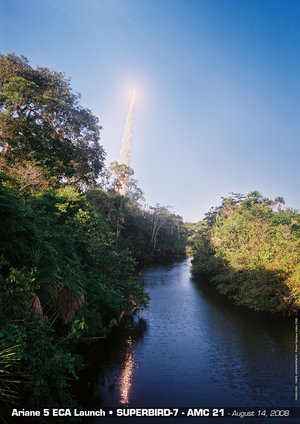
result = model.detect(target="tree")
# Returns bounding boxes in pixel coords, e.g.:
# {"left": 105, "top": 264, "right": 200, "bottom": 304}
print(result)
{"left": 274, "top": 196, "right": 285, "bottom": 212}
{"left": 0, "top": 54, "right": 105, "bottom": 187}
{"left": 0, "top": 345, "right": 21, "bottom": 422}
{"left": 0, "top": 158, "right": 49, "bottom": 193}
{"left": 191, "top": 192, "right": 300, "bottom": 313}
{"left": 109, "top": 161, "right": 144, "bottom": 201}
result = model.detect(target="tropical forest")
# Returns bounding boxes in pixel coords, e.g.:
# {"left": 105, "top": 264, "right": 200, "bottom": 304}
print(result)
{"left": 0, "top": 53, "right": 299, "bottom": 423}
{"left": 0, "top": 54, "right": 187, "bottom": 422}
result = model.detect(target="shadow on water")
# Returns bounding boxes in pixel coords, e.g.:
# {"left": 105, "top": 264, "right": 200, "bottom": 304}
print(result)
{"left": 190, "top": 272, "right": 294, "bottom": 339}
{"left": 190, "top": 273, "right": 295, "bottom": 408}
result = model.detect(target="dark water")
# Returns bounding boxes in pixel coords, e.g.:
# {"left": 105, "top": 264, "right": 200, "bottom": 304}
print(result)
{"left": 86, "top": 259, "right": 298, "bottom": 423}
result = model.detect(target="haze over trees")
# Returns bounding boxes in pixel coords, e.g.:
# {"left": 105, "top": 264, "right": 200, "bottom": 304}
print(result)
{"left": 0, "top": 54, "right": 186, "bottom": 420}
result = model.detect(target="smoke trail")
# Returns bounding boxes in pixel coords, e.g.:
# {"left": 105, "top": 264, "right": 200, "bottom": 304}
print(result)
{"left": 119, "top": 89, "right": 136, "bottom": 167}
{"left": 119, "top": 89, "right": 136, "bottom": 195}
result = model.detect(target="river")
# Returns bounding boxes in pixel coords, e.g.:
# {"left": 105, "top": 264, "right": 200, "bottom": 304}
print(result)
{"left": 81, "top": 259, "right": 298, "bottom": 423}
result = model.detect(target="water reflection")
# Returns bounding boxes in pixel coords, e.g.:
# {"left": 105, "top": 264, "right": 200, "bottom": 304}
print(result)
{"left": 190, "top": 272, "right": 295, "bottom": 407}
{"left": 120, "top": 337, "right": 134, "bottom": 404}
{"left": 81, "top": 316, "right": 148, "bottom": 409}
{"left": 90, "top": 259, "right": 295, "bottom": 424}
{"left": 119, "top": 317, "right": 148, "bottom": 404}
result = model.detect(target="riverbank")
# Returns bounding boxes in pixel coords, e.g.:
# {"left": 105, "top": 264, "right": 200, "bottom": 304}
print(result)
{"left": 188, "top": 193, "right": 300, "bottom": 314}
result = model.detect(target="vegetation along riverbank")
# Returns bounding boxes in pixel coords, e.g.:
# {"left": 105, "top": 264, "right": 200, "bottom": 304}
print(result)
{"left": 0, "top": 53, "right": 299, "bottom": 422}
{"left": 0, "top": 54, "right": 186, "bottom": 422}
{"left": 188, "top": 192, "right": 300, "bottom": 314}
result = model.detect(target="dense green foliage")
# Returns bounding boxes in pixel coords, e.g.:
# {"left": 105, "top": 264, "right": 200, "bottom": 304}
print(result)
{"left": 0, "top": 54, "right": 186, "bottom": 421}
{"left": 190, "top": 192, "right": 300, "bottom": 313}
{"left": 87, "top": 188, "right": 187, "bottom": 262}
{"left": 2, "top": 51, "right": 299, "bottom": 420}
{"left": 0, "top": 53, "right": 105, "bottom": 188}
{"left": 0, "top": 173, "right": 149, "bottom": 421}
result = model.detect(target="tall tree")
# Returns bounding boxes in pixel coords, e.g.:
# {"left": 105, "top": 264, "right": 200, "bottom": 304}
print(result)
{"left": 0, "top": 53, "right": 105, "bottom": 187}
{"left": 109, "top": 161, "right": 144, "bottom": 201}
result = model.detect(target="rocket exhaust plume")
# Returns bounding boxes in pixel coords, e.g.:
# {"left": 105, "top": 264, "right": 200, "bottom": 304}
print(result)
{"left": 119, "top": 89, "right": 136, "bottom": 195}
{"left": 120, "top": 89, "right": 136, "bottom": 167}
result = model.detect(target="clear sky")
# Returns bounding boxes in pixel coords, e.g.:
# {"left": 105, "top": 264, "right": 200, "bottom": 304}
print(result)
{"left": 1, "top": 0, "right": 299, "bottom": 221}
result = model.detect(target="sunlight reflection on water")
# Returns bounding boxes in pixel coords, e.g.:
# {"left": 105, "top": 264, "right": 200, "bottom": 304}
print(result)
{"left": 120, "top": 337, "right": 134, "bottom": 404}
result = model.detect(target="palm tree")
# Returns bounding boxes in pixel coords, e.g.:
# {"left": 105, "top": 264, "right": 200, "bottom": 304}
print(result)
{"left": 0, "top": 345, "right": 21, "bottom": 423}
{"left": 247, "top": 191, "right": 263, "bottom": 203}
{"left": 274, "top": 196, "right": 285, "bottom": 212}
{"left": 56, "top": 267, "right": 86, "bottom": 325}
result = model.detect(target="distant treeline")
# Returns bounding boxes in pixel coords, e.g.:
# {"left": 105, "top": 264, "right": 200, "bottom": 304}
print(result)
{"left": 188, "top": 192, "right": 300, "bottom": 314}
{"left": 0, "top": 53, "right": 186, "bottom": 421}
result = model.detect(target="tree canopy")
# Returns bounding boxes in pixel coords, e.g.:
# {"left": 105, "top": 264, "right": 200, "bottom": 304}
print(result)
{"left": 0, "top": 53, "right": 105, "bottom": 187}
{"left": 190, "top": 193, "right": 300, "bottom": 313}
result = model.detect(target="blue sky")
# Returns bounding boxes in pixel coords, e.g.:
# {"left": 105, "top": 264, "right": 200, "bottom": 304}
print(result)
{"left": 1, "top": 0, "right": 299, "bottom": 221}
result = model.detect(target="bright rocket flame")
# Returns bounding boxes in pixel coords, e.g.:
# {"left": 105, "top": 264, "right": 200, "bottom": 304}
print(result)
{"left": 131, "top": 88, "right": 136, "bottom": 103}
